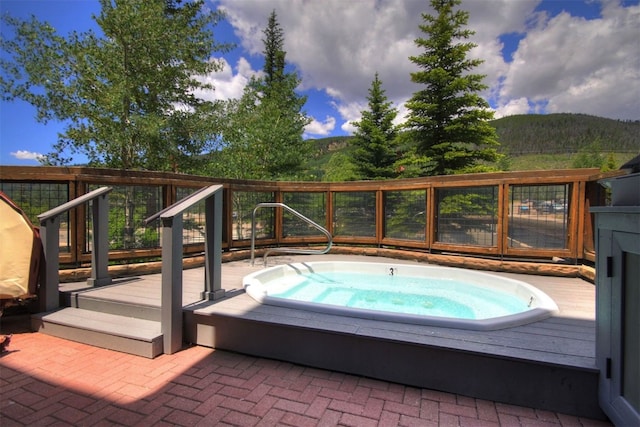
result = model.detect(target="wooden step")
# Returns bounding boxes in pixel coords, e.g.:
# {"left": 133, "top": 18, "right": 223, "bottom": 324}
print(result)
{"left": 70, "top": 293, "right": 161, "bottom": 321}
{"left": 31, "top": 308, "right": 163, "bottom": 358}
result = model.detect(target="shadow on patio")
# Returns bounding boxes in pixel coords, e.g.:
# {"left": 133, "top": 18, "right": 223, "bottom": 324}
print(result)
{"left": 1, "top": 309, "right": 612, "bottom": 427}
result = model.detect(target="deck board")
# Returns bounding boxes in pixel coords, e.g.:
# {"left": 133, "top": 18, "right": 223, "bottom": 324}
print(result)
{"left": 34, "top": 308, "right": 161, "bottom": 340}
{"left": 63, "top": 254, "right": 597, "bottom": 370}
{"left": 195, "top": 293, "right": 596, "bottom": 368}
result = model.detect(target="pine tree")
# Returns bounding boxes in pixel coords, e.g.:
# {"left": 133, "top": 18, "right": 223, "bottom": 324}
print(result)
{"left": 351, "top": 73, "right": 399, "bottom": 179}
{"left": 257, "top": 10, "right": 310, "bottom": 179}
{"left": 216, "top": 10, "right": 310, "bottom": 180}
{"left": 404, "top": 0, "right": 500, "bottom": 176}
{"left": 262, "top": 10, "right": 286, "bottom": 94}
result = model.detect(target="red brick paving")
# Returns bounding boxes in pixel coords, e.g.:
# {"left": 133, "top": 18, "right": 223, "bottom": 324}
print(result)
{"left": 1, "top": 316, "right": 612, "bottom": 426}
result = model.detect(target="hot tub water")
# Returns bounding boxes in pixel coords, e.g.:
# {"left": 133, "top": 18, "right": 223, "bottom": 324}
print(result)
{"left": 243, "top": 261, "right": 559, "bottom": 330}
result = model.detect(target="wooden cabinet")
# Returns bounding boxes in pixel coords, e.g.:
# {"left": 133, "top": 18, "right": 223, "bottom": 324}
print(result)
{"left": 593, "top": 199, "right": 640, "bottom": 425}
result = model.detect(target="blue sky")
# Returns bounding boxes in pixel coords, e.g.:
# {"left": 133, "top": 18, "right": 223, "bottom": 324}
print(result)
{"left": 1, "top": 0, "right": 639, "bottom": 166}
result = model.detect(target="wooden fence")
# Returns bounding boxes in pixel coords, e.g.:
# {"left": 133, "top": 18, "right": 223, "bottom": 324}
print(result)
{"left": 0, "top": 166, "right": 617, "bottom": 267}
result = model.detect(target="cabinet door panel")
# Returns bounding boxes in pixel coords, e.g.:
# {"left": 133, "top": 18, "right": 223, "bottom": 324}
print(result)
{"left": 609, "top": 232, "right": 640, "bottom": 426}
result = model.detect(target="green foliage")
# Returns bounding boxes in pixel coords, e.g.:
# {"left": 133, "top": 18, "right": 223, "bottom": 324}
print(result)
{"left": 282, "top": 192, "right": 327, "bottom": 237}
{"left": 210, "top": 10, "right": 310, "bottom": 180}
{"left": 384, "top": 190, "right": 426, "bottom": 240}
{"left": 492, "top": 114, "right": 640, "bottom": 155}
{"left": 104, "top": 185, "right": 162, "bottom": 249}
{"left": 323, "top": 152, "right": 359, "bottom": 181}
{"left": 231, "top": 191, "right": 274, "bottom": 240}
{"left": 332, "top": 192, "right": 376, "bottom": 236}
{"left": 351, "top": 73, "right": 399, "bottom": 179}
{"left": 602, "top": 153, "right": 618, "bottom": 172}
{"left": 404, "top": 0, "right": 500, "bottom": 176}
{"left": 572, "top": 139, "right": 606, "bottom": 169}
{"left": 570, "top": 138, "right": 622, "bottom": 171}
{"left": 262, "top": 10, "right": 286, "bottom": 96}
{"left": 496, "top": 154, "right": 512, "bottom": 171}
{"left": 438, "top": 192, "right": 495, "bottom": 216}
{"left": 300, "top": 137, "right": 353, "bottom": 180}
{"left": 1, "top": 0, "right": 229, "bottom": 171}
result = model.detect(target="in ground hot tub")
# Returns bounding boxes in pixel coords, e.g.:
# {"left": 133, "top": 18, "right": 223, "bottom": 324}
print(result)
{"left": 243, "top": 261, "right": 559, "bottom": 331}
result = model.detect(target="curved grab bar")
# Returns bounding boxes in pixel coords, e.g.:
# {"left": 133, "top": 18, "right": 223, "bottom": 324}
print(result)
{"left": 250, "top": 202, "right": 332, "bottom": 266}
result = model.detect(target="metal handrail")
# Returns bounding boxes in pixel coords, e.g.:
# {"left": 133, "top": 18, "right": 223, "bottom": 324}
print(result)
{"left": 143, "top": 185, "right": 221, "bottom": 224}
{"left": 250, "top": 202, "right": 332, "bottom": 266}
{"left": 144, "top": 184, "right": 225, "bottom": 355}
{"left": 37, "top": 186, "right": 113, "bottom": 311}
{"left": 38, "top": 186, "right": 112, "bottom": 222}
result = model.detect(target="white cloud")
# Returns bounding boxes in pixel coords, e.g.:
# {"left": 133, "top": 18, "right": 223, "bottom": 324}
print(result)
{"left": 334, "top": 97, "right": 408, "bottom": 135}
{"left": 217, "top": 0, "right": 424, "bottom": 105}
{"left": 215, "top": 0, "right": 639, "bottom": 125}
{"left": 214, "top": 0, "right": 540, "bottom": 118}
{"left": 193, "top": 57, "right": 261, "bottom": 102}
{"left": 498, "top": 1, "right": 640, "bottom": 120}
{"left": 11, "top": 150, "right": 44, "bottom": 161}
{"left": 331, "top": 101, "right": 365, "bottom": 134}
{"left": 305, "top": 116, "right": 336, "bottom": 137}
{"left": 494, "top": 97, "right": 531, "bottom": 119}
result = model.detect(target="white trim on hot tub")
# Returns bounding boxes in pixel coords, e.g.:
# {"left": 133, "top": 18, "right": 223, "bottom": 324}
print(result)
{"left": 243, "top": 262, "right": 559, "bottom": 331}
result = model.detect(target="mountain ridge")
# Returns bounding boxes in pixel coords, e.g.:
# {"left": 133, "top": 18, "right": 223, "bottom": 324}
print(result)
{"left": 304, "top": 113, "right": 640, "bottom": 177}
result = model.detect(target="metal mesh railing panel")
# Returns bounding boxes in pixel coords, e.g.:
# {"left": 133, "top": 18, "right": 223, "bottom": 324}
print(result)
{"left": 87, "top": 185, "right": 163, "bottom": 251}
{"left": 436, "top": 186, "right": 498, "bottom": 246}
{"left": 508, "top": 184, "right": 570, "bottom": 249}
{"left": 332, "top": 191, "right": 376, "bottom": 237}
{"left": 384, "top": 190, "right": 426, "bottom": 241}
{"left": 232, "top": 191, "right": 275, "bottom": 241}
{"left": 283, "top": 192, "right": 327, "bottom": 237}
{"left": 176, "top": 187, "right": 207, "bottom": 246}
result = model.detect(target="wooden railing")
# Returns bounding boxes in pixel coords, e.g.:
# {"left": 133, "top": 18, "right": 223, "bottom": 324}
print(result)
{"left": 0, "top": 165, "right": 621, "bottom": 267}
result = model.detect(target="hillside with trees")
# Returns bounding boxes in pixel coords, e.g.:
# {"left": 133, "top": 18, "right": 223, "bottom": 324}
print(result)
{"left": 305, "top": 113, "right": 640, "bottom": 180}
{"left": 492, "top": 114, "right": 640, "bottom": 155}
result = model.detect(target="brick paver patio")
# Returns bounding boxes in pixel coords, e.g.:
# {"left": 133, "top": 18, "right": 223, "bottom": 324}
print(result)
{"left": 1, "top": 315, "right": 611, "bottom": 426}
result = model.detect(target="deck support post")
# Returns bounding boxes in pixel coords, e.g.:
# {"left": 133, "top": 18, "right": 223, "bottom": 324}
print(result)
{"left": 88, "top": 192, "right": 112, "bottom": 287}
{"left": 202, "top": 190, "right": 224, "bottom": 300}
{"left": 39, "top": 216, "right": 61, "bottom": 312}
{"left": 161, "top": 214, "right": 183, "bottom": 355}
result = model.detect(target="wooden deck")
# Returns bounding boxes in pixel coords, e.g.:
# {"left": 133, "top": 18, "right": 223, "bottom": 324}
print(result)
{"left": 60, "top": 254, "right": 603, "bottom": 419}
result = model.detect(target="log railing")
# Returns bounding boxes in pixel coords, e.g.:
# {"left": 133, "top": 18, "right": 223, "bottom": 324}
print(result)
{"left": 0, "top": 166, "right": 621, "bottom": 268}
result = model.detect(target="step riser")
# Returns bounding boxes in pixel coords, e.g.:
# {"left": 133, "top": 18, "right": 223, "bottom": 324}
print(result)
{"left": 71, "top": 295, "right": 160, "bottom": 321}
{"left": 31, "top": 317, "right": 163, "bottom": 358}
{"left": 32, "top": 308, "right": 164, "bottom": 359}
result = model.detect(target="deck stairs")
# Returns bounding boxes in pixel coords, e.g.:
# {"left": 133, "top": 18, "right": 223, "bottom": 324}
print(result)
{"left": 31, "top": 283, "right": 163, "bottom": 358}
{"left": 29, "top": 184, "right": 225, "bottom": 359}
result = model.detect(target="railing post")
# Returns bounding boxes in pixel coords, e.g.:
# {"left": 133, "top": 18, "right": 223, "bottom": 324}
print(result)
{"left": 161, "top": 214, "right": 183, "bottom": 355}
{"left": 39, "top": 216, "right": 61, "bottom": 312}
{"left": 88, "top": 192, "right": 112, "bottom": 287}
{"left": 145, "top": 184, "right": 224, "bottom": 354}
{"left": 36, "top": 187, "right": 113, "bottom": 312}
{"left": 202, "top": 190, "right": 224, "bottom": 300}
